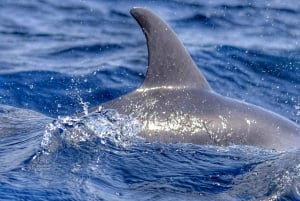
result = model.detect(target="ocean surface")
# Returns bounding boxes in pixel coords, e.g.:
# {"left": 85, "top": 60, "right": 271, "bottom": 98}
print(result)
{"left": 0, "top": 0, "right": 300, "bottom": 200}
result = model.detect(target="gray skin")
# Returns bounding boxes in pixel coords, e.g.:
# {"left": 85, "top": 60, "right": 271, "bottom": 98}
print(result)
{"left": 89, "top": 7, "right": 300, "bottom": 151}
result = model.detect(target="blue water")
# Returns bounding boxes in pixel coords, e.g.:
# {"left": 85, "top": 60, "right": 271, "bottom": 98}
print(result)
{"left": 0, "top": 0, "right": 300, "bottom": 200}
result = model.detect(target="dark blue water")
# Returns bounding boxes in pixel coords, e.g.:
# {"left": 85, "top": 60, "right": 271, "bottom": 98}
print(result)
{"left": 0, "top": 0, "right": 300, "bottom": 200}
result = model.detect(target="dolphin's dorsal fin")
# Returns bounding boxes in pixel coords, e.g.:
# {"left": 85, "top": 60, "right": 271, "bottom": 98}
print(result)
{"left": 130, "top": 7, "right": 211, "bottom": 90}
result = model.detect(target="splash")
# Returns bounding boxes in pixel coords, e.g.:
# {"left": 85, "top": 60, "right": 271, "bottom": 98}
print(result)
{"left": 77, "top": 96, "right": 90, "bottom": 116}
{"left": 41, "top": 109, "right": 141, "bottom": 153}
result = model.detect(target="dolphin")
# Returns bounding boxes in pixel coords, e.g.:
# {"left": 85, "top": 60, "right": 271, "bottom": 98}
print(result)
{"left": 89, "top": 7, "right": 300, "bottom": 151}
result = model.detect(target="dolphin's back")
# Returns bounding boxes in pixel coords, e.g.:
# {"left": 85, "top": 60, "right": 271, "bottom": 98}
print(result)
{"left": 89, "top": 8, "right": 300, "bottom": 151}
{"left": 102, "top": 87, "right": 300, "bottom": 151}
